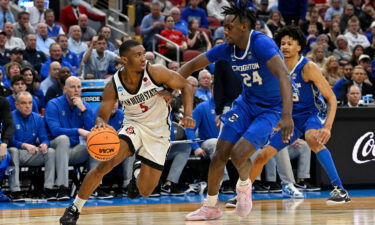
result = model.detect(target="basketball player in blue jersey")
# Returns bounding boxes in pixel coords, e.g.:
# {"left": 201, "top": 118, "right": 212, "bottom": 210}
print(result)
{"left": 59, "top": 40, "right": 195, "bottom": 225}
{"left": 180, "top": 5, "right": 294, "bottom": 221}
{"left": 246, "top": 26, "right": 350, "bottom": 204}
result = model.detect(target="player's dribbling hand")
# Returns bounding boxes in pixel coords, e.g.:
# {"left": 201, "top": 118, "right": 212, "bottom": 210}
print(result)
{"left": 93, "top": 117, "right": 111, "bottom": 130}
{"left": 180, "top": 116, "right": 195, "bottom": 129}
{"left": 93, "top": 122, "right": 111, "bottom": 130}
{"left": 315, "top": 127, "right": 331, "bottom": 145}
{"left": 276, "top": 115, "right": 294, "bottom": 143}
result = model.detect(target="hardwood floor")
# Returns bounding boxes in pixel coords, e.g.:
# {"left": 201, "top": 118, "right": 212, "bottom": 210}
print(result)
{"left": 1, "top": 197, "right": 374, "bottom": 225}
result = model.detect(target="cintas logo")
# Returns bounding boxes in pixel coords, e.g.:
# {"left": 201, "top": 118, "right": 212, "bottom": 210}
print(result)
{"left": 352, "top": 132, "right": 375, "bottom": 164}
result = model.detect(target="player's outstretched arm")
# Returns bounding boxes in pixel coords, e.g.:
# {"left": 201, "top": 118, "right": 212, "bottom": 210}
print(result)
{"left": 267, "top": 54, "right": 294, "bottom": 143}
{"left": 177, "top": 53, "right": 211, "bottom": 78}
{"left": 303, "top": 61, "right": 337, "bottom": 144}
{"left": 95, "top": 81, "right": 117, "bottom": 129}
{"left": 149, "top": 64, "right": 195, "bottom": 129}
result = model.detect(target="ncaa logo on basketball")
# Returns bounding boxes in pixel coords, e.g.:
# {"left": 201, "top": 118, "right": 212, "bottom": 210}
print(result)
{"left": 352, "top": 132, "right": 375, "bottom": 164}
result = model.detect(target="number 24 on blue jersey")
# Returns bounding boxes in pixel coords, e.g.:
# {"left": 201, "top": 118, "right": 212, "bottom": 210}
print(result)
{"left": 240, "top": 71, "right": 263, "bottom": 87}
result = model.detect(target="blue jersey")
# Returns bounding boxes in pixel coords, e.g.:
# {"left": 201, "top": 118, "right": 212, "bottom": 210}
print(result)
{"left": 291, "top": 56, "right": 327, "bottom": 119}
{"left": 206, "top": 30, "right": 282, "bottom": 111}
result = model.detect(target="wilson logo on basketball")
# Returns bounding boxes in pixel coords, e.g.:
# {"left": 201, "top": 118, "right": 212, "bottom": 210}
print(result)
{"left": 352, "top": 132, "right": 375, "bottom": 164}
{"left": 99, "top": 148, "right": 115, "bottom": 153}
{"left": 86, "top": 127, "right": 120, "bottom": 162}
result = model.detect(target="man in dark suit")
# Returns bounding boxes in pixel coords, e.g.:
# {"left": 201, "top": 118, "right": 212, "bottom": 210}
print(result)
{"left": 340, "top": 65, "right": 375, "bottom": 104}
{"left": 344, "top": 85, "right": 363, "bottom": 107}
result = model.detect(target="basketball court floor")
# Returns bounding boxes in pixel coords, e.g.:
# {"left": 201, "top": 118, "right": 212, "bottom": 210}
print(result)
{"left": 0, "top": 189, "right": 375, "bottom": 225}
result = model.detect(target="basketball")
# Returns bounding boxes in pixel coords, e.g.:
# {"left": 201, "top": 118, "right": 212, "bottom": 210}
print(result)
{"left": 86, "top": 127, "right": 120, "bottom": 161}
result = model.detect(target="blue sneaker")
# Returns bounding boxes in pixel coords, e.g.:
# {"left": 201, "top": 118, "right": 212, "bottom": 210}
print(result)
{"left": 0, "top": 190, "right": 10, "bottom": 202}
{"left": 282, "top": 183, "right": 304, "bottom": 199}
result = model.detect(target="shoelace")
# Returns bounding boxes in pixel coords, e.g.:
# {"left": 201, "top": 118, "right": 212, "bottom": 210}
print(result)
{"left": 289, "top": 185, "right": 299, "bottom": 194}
{"left": 70, "top": 205, "right": 78, "bottom": 212}
{"left": 285, "top": 185, "right": 293, "bottom": 194}
{"left": 285, "top": 185, "right": 299, "bottom": 196}
{"left": 67, "top": 205, "right": 79, "bottom": 217}
{"left": 330, "top": 187, "right": 342, "bottom": 198}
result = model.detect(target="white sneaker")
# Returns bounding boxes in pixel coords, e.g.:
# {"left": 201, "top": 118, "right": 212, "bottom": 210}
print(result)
{"left": 282, "top": 183, "right": 304, "bottom": 199}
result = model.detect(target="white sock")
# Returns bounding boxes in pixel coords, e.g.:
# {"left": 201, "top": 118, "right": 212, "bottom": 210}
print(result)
{"left": 206, "top": 194, "right": 218, "bottom": 207}
{"left": 73, "top": 196, "right": 87, "bottom": 212}
{"left": 237, "top": 178, "right": 250, "bottom": 186}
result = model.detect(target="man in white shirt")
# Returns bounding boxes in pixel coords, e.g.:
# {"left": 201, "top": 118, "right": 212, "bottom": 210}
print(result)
{"left": 344, "top": 17, "right": 370, "bottom": 50}
{"left": 3, "top": 22, "right": 25, "bottom": 50}
{"left": 27, "top": 0, "right": 45, "bottom": 28}
{"left": 67, "top": 25, "right": 88, "bottom": 56}
{"left": 36, "top": 23, "right": 55, "bottom": 57}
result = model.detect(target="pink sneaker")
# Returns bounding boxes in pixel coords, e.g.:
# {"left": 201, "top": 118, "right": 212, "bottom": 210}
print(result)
{"left": 236, "top": 180, "right": 253, "bottom": 217}
{"left": 185, "top": 200, "right": 223, "bottom": 221}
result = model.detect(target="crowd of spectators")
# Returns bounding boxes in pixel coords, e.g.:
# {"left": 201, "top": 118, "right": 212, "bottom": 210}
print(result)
{"left": 0, "top": 0, "right": 374, "bottom": 201}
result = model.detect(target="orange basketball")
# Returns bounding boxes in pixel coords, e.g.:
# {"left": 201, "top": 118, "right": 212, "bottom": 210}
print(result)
{"left": 86, "top": 127, "right": 120, "bottom": 161}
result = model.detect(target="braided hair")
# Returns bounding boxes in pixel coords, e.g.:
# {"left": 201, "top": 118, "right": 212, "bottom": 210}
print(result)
{"left": 221, "top": 4, "right": 256, "bottom": 29}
